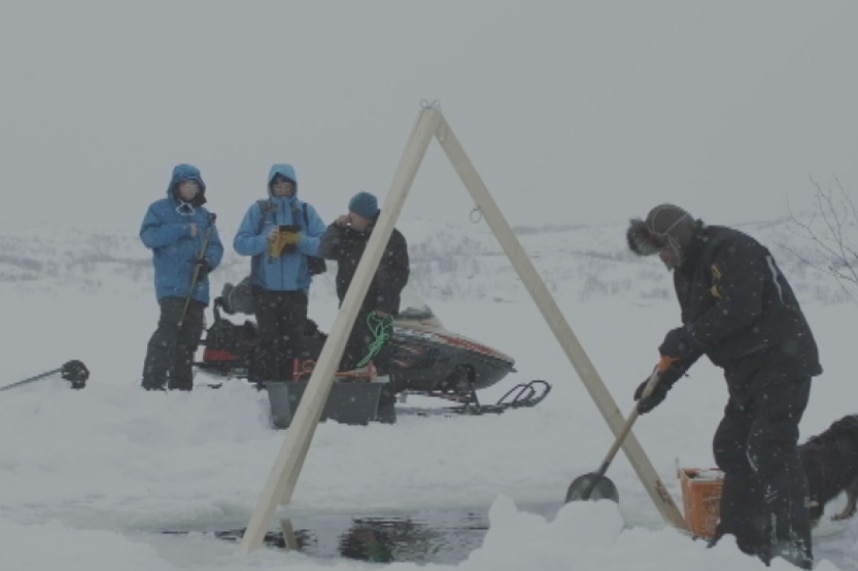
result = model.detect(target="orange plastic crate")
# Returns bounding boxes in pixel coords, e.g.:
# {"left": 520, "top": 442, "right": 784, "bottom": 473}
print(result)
{"left": 678, "top": 467, "right": 724, "bottom": 539}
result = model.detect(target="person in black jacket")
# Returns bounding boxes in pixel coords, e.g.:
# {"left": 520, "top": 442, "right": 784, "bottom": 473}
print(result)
{"left": 318, "top": 191, "right": 410, "bottom": 373}
{"left": 627, "top": 204, "right": 821, "bottom": 570}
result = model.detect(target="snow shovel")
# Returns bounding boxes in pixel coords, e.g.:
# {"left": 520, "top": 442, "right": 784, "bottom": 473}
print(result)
{"left": 0, "top": 360, "right": 90, "bottom": 392}
{"left": 565, "top": 355, "right": 675, "bottom": 503}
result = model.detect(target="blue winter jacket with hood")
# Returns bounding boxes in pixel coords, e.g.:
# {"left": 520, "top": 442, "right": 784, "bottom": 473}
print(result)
{"left": 140, "top": 164, "right": 224, "bottom": 304}
{"left": 233, "top": 164, "right": 326, "bottom": 293}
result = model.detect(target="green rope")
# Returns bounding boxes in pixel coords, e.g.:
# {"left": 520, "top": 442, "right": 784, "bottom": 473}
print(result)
{"left": 355, "top": 311, "right": 393, "bottom": 368}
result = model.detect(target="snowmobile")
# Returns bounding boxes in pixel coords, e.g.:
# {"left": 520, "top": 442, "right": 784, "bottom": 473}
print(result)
{"left": 195, "top": 279, "right": 550, "bottom": 425}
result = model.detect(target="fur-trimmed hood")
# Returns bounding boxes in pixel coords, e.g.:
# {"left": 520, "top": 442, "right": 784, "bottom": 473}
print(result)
{"left": 627, "top": 217, "right": 668, "bottom": 256}
{"left": 627, "top": 204, "right": 702, "bottom": 268}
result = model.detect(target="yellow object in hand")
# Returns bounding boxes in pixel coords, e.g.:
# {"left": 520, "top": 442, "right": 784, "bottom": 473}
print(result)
{"left": 268, "top": 227, "right": 302, "bottom": 259}
{"left": 279, "top": 229, "right": 301, "bottom": 247}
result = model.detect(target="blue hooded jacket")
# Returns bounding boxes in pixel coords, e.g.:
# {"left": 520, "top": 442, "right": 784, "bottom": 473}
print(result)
{"left": 140, "top": 164, "right": 224, "bottom": 304}
{"left": 233, "top": 164, "right": 326, "bottom": 293}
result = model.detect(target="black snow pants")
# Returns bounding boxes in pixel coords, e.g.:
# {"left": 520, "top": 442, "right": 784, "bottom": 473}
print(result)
{"left": 712, "top": 378, "right": 812, "bottom": 569}
{"left": 339, "top": 308, "right": 396, "bottom": 372}
{"left": 141, "top": 297, "right": 205, "bottom": 391}
{"left": 339, "top": 308, "right": 374, "bottom": 372}
{"left": 250, "top": 287, "right": 308, "bottom": 383}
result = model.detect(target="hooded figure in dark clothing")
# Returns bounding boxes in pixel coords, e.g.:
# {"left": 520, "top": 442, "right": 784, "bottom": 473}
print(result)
{"left": 318, "top": 191, "right": 410, "bottom": 372}
{"left": 627, "top": 204, "right": 821, "bottom": 570}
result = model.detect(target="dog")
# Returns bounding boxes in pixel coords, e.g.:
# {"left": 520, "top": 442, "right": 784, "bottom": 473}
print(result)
{"left": 799, "top": 414, "right": 858, "bottom": 526}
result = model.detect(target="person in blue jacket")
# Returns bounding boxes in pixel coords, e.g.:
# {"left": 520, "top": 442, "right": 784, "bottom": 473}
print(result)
{"left": 233, "top": 164, "right": 326, "bottom": 383}
{"left": 140, "top": 164, "right": 224, "bottom": 391}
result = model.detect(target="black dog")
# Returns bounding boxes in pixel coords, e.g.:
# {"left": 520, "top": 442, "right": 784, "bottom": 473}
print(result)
{"left": 799, "top": 414, "right": 858, "bottom": 526}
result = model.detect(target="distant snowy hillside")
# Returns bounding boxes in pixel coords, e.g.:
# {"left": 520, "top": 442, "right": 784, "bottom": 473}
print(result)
{"left": 0, "top": 212, "right": 851, "bottom": 306}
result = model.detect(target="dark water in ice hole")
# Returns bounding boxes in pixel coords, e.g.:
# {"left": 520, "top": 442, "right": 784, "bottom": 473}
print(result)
{"left": 164, "top": 501, "right": 561, "bottom": 565}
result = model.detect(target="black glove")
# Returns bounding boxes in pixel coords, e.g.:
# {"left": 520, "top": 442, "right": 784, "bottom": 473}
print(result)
{"left": 659, "top": 326, "right": 699, "bottom": 360}
{"left": 194, "top": 258, "right": 212, "bottom": 280}
{"left": 633, "top": 364, "right": 684, "bottom": 414}
{"left": 633, "top": 377, "right": 670, "bottom": 414}
{"left": 61, "top": 360, "right": 89, "bottom": 389}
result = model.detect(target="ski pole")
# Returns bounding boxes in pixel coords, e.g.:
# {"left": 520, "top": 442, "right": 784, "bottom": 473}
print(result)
{"left": 179, "top": 213, "right": 217, "bottom": 328}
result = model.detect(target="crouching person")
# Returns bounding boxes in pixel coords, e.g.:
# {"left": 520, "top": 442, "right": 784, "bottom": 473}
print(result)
{"left": 140, "top": 164, "right": 223, "bottom": 391}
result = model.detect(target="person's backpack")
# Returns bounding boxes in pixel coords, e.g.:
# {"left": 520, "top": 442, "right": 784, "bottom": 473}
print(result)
{"left": 256, "top": 200, "right": 327, "bottom": 276}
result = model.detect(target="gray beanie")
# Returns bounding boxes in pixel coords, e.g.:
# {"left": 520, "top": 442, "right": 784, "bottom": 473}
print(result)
{"left": 348, "top": 191, "right": 379, "bottom": 220}
{"left": 627, "top": 204, "right": 700, "bottom": 266}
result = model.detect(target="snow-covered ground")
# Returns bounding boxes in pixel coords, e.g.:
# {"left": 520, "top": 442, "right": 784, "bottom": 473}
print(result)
{"left": 0, "top": 218, "right": 856, "bottom": 570}
{"left": 2, "top": 1, "right": 855, "bottom": 567}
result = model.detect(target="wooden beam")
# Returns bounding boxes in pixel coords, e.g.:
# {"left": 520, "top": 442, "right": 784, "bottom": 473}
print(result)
{"left": 433, "top": 111, "right": 688, "bottom": 531}
{"left": 239, "top": 107, "right": 442, "bottom": 553}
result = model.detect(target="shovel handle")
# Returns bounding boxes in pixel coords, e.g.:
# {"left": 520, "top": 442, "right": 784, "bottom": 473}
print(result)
{"left": 577, "top": 356, "right": 677, "bottom": 500}
{"left": 593, "top": 356, "right": 677, "bottom": 476}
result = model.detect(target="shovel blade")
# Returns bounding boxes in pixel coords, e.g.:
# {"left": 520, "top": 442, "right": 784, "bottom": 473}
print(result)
{"left": 565, "top": 473, "right": 619, "bottom": 503}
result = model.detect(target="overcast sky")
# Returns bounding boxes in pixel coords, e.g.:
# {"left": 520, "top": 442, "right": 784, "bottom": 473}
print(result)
{"left": 2, "top": 1, "right": 856, "bottom": 234}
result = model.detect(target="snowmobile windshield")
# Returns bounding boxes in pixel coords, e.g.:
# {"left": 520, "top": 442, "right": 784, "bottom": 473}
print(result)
{"left": 397, "top": 284, "right": 443, "bottom": 327}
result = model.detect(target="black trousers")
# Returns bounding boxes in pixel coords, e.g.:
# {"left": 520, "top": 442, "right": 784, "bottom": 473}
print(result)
{"left": 251, "top": 288, "right": 308, "bottom": 382}
{"left": 712, "top": 378, "right": 812, "bottom": 568}
{"left": 339, "top": 308, "right": 396, "bottom": 373}
{"left": 141, "top": 297, "right": 205, "bottom": 391}
{"left": 340, "top": 309, "right": 373, "bottom": 371}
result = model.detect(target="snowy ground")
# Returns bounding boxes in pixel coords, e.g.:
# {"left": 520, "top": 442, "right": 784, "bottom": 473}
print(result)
{"left": 1, "top": 242, "right": 857, "bottom": 570}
